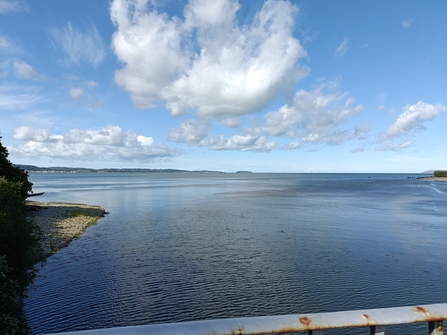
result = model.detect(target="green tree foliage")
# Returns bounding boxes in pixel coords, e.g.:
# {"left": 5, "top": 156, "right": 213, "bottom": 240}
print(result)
{"left": 0, "top": 137, "right": 33, "bottom": 199}
{"left": 0, "top": 256, "right": 30, "bottom": 335}
{"left": 0, "top": 178, "right": 42, "bottom": 288}
{"left": 434, "top": 170, "right": 447, "bottom": 177}
{"left": 0, "top": 137, "right": 42, "bottom": 334}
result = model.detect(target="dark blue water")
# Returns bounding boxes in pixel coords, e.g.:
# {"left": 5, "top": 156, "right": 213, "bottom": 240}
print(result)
{"left": 23, "top": 173, "right": 447, "bottom": 334}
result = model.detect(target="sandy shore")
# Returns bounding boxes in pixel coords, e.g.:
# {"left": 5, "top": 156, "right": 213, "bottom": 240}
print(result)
{"left": 417, "top": 177, "right": 447, "bottom": 182}
{"left": 26, "top": 201, "right": 107, "bottom": 258}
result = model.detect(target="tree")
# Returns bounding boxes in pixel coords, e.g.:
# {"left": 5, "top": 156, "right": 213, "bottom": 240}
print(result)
{"left": 0, "top": 136, "right": 33, "bottom": 199}
{"left": 434, "top": 170, "right": 447, "bottom": 178}
{"left": 0, "top": 256, "right": 30, "bottom": 335}
{"left": 0, "top": 137, "right": 42, "bottom": 334}
{"left": 0, "top": 177, "right": 42, "bottom": 288}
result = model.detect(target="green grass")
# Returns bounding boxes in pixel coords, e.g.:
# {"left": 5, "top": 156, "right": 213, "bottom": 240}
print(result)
{"left": 63, "top": 209, "right": 92, "bottom": 218}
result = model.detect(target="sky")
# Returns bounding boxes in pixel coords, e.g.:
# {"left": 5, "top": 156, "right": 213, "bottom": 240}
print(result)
{"left": 1, "top": 0, "right": 446, "bottom": 173}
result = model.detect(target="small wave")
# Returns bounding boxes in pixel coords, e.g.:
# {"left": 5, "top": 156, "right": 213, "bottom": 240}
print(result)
{"left": 430, "top": 184, "right": 446, "bottom": 194}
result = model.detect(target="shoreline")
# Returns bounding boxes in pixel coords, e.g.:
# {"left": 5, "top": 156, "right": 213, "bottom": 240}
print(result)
{"left": 26, "top": 201, "right": 107, "bottom": 258}
{"left": 417, "top": 177, "right": 447, "bottom": 182}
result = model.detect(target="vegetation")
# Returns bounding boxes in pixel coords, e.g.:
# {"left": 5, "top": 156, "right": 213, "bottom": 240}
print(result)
{"left": 0, "top": 256, "right": 30, "bottom": 334}
{"left": 1, "top": 147, "right": 32, "bottom": 200}
{"left": 434, "top": 170, "right": 447, "bottom": 177}
{"left": 63, "top": 210, "right": 102, "bottom": 239}
{"left": 63, "top": 209, "right": 94, "bottom": 218}
{"left": 0, "top": 137, "right": 42, "bottom": 334}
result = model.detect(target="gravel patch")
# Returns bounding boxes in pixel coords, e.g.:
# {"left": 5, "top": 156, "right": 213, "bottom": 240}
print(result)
{"left": 417, "top": 177, "right": 447, "bottom": 182}
{"left": 25, "top": 201, "right": 107, "bottom": 258}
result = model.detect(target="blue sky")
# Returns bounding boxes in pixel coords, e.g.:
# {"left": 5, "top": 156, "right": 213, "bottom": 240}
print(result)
{"left": 1, "top": 0, "right": 446, "bottom": 172}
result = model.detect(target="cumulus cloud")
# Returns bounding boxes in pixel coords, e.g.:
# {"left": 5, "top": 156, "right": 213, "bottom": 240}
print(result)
{"left": 13, "top": 60, "right": 46, "bottom": 80}
{"left": 379, "top": 101, "right": 447, "bottom": 140}
{"left": 335, "top": 38, "right": 348, "bottom": 57}
{"left": 401, "top": 19, "right": 412, "bottom": 28}
{"left": 168, "top": 119, "right": 210, "bottom": 144}
{"left": 219, "top": 117, "right": 242, "bottom": 128}
{"left": 0, "top": 84, "right": 45, "bottom": 110}
{"left": 168, "top": 119, "right": 275, "bottom": 152}
{"left": 13, "top": 126, "right": 53, "bottom": 142}
{"left": 11, "top": 125, "right": 176, "bottom": 162}
{"left": 110, "top": 0, "right": 308, "bottom": 117}
{"left": 166, "top": 81, "right": 368, "bottom": 151}
{"left": 264, "top": 83, "right": 366, "bottom": 145}
{"left": 51, "top": 23, "right": 107, "bottom": 67}
{"left": 205, "top": 134, "right": 276, "bottom": 152}
{"left": 0, "top": 0, "right": 26, "bottom": 13}
{"left": 69, "top": 87, "right": 84, "bottom": 100}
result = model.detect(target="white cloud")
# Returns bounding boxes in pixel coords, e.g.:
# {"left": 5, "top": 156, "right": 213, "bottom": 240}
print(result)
{"left": 381, "top": 101, "right": 447, "bottom": 140}
{"left": 13, "top": 60, "right": 46, "bottom": 80}
{"left": 375, "top": 140, "right": 412, "bottom": 151}
{"left": 401, "top": 19, "right": 412, "bottom": 28}
{"left": 205, "top": 134, "right": 276, "bottom": 152}
{"left": 282, "top": 142, "right": 301, "bottom": 149}
{"left": 350, "top": 146, "right": 364, "bottom": 153}
{"left": 335, "top": 38, "right": 348, "bottom": 57}
{"left": 168, "top": 119, "right": 276, "bottom": 152}
{"left": 11, "top": 125, "right": 176, "bottom": 162}
{"left": 13, "top": 126, "right": 52, "bottom": 142}
{"left": 219, "top": 117, "right": 242, "bottom": 128}
{"left": 168, "top": 119, "right": 210, "bottom": 144}
{"left": 264, "top": 83, "right": 366, "bottom": 145}
{"left": 69, "top": 87, "right": 84, "bottom": 100}
{"left": 0, "top": 34, "right": 10, "bottom": 49}
{"left": 0, "top": 33, "right": 20, "bottom": 54}
{"left": 110, "top": 0, "right": 308, "bottom": 117}
{"left": 0, "top": 0, "right": 26, "bottom": 13}
{"left": 0, "top": 84, "right": 45, "bottom": 110}
{"left": 51, "top": 23, "right": 107, "bottom": 67}
{"left": 374, "top": 101, "right": 446, "bottom": 151}
{"left": 86, "top": 81, "right": 98, "bottom": 87}
{"left": 167, "top": 82, "right": 368, "bottom": 151}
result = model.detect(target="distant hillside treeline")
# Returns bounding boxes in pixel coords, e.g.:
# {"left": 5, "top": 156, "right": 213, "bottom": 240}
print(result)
{"left": 434, "top": 170, "right": 447, "bottom": 177}
{"left": 14, "top": 165, "right": 223, "bottom": 174}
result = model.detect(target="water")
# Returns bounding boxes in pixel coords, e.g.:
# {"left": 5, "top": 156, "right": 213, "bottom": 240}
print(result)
{"left": 23, "top": 173, "right": 447, "bottom": 334}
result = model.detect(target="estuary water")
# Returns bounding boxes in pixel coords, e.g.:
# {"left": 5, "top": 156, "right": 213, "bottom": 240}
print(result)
{"left": 23, "top": 173, "right": 447, "bottom": 334}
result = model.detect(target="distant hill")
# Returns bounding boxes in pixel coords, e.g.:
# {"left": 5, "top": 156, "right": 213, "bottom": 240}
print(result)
{"left": 421, "top": 169, "right": 447, "bottom": 174}
{"left": 13, "top": 165, "right": 224, "bottom": 174}
{"left": 421, "top": 170, "right": 435, "bottom": 174}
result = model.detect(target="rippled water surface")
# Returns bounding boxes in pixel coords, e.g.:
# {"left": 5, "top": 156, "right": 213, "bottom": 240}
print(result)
{"left": 24, "top": 173, "right": 447, "bottom": 334}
